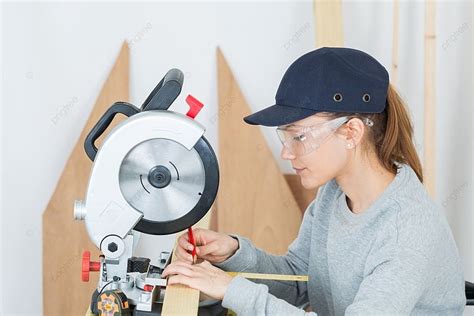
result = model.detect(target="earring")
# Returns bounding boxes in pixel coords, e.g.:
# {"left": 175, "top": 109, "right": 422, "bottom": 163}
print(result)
{"left": 364, "top": 117, "right": 374, "bottom": 127}
{"left": 346, "top": 143, "right": 353, "bottom": 149}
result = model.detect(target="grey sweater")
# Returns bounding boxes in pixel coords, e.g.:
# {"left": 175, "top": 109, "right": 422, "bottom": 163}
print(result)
{"left": 215, "top": 163, "right": 466, "bottom": 315}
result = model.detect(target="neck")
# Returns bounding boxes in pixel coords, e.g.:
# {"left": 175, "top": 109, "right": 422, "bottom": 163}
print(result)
{"left": 335, "top": 153, "right": 396, "bottom": 214}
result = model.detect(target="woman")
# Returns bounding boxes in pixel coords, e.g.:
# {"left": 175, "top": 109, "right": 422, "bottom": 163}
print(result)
{"left": 162, "top": 47, "right": 466, "bottom": 315}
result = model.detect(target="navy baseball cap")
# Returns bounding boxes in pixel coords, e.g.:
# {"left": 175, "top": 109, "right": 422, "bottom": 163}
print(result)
{"left": 243, "top": 47, "right": 389, "bottom": 126}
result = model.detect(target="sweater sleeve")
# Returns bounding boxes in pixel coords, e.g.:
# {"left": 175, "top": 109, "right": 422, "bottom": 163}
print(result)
{"left": 222, "top": 276, "right": 317, "bottom": 316}
{"left": 214, "top": 199, "right": 318, "bottom": 312}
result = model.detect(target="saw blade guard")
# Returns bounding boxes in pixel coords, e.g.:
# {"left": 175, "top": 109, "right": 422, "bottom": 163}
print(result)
{"left": 75, "top": 69, "right": 219, "bottom": 249}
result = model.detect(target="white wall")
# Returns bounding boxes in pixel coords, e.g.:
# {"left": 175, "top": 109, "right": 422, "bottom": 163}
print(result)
{"left": 0, "top": 1, "right": 3, "bottom": 313}
{"left": 436, "top": 2, "right": 473, "bottom": 291}
{"left": 1, "top": 1, "right": 472, "bottom": 315}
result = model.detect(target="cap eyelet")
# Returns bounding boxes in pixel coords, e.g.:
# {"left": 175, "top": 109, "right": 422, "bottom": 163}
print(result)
{"left": 362, "top": 93, "right": 371, "bottom": 102}
{"left": 333, "top": 93, "right": 343, "bottom": 102}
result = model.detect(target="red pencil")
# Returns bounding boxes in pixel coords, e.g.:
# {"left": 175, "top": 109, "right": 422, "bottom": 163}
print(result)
{"left": 187, "top": 226, "right": 196, "bottom": 263}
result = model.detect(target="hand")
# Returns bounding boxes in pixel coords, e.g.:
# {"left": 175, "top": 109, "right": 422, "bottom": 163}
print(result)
{"left": 175, "top": 228, "right": 239, "bottom": 264}
{"left": 162, "top": 260, "right": 233, "bottom": 300}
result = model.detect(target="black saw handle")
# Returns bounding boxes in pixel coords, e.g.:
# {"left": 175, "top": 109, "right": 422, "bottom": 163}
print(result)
{"left": 141, "top": 68, "right": 183, "bottom": 111}
{"left": 84, "top": 68, "right": 184, "bottom": 161}
{"left": 84, "top": 101, "right": 140, "bottom": 161}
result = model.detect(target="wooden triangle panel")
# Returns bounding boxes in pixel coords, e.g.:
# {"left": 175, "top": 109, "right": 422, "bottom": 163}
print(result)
{"left": 216, "top": 48, "right": 303, "bottom": 255}
{"left": 43, "top": 42, "right": 130, "bottom": 315}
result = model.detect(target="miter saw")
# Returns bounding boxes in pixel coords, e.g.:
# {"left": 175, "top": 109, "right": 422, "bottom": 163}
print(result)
{"left": 74, "top": 69, "right": 223, "bottom": 315}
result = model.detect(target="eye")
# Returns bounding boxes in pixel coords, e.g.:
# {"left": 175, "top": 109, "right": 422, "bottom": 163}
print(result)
{"left": 292, "top": 133, "right": 306, "bottom": 142}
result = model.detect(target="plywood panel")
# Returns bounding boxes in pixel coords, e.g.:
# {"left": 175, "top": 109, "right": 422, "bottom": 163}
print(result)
{"left": 216, "top": 48, "right": 302, "bottom": 255}
{"left": 43, "top": 42, "right": 130, "bottom": 315}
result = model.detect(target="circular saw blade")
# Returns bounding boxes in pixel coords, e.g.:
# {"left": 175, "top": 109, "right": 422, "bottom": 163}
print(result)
{"left": 119, "top": 138, "right": 206, "bottom": 223}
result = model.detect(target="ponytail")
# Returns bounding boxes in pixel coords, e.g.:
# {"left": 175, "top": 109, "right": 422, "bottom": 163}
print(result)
{"left": 326, "top": 84, "right": 424, "bottom": 182}
{"left": 378, "top": 84, "right": 423, "bottom": 182}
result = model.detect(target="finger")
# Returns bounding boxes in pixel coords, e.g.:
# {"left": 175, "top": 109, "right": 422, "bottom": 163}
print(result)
{"left": 162, "top": 260, "right": 189, "bottom": 271}
{"left": 167, "top": 274, "right": 195, "bottom": 288}
{"left": 178, "top": 232, "right": 189, "bottom": 243}
{"left": 175, "top": 247, "right": 194, "bottom": 263}
{"left": 190, "top": 263, "right": 208, "bottom": 274}
{"left": 193, "top": 260, "right": 217, "bottom": 273}
{"left": 178, "top": 234, "right": 195, "bottom": 252}
{"left": 162, "top": 262, "right": 194, "bottom": 278}
{"left": 196, "top": 242, "right": 219, "bottom": 257}
{"left": 193, "top": 228, "right": 211, "bottom": 246}
{"left": 200, "top": 260, "right": 212, "bottom": 267}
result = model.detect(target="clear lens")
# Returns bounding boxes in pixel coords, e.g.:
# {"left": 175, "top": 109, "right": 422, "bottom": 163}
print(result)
{"left": 276, "top": 116, "right": 349, "bottom": 156}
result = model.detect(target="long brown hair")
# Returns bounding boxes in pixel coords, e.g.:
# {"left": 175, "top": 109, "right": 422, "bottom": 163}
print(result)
{"left": 325, "top": 84, "right": 423, "bottom": 183}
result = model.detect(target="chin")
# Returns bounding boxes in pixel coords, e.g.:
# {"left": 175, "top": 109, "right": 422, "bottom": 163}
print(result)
{"left": 299, "top": 176, "right": 320, "bottom": 190}
{"left": 299, "top": 171, "right": 332, "bottom": 190}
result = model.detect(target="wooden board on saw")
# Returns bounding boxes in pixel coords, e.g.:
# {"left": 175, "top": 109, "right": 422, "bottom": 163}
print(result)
{"left": 161, "top": 244, "right": 200, "bottom": 315}
{"left": 43, "top": 42, "right": 130, "bottom": 315}
{"left": 215, "top": 48, "right": 303, "bottom": 255}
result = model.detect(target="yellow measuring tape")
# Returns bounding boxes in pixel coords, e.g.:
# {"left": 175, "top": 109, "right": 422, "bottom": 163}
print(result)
{"left": 225, "top": 273, "right": 308, "bottom": 316}
{"left": 227, "top": 272, "right": 309, "bottom": 282}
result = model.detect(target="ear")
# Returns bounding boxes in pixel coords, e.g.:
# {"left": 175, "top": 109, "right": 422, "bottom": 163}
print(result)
{"left": 339, "top": 118, "right": 366, "bottom": 147}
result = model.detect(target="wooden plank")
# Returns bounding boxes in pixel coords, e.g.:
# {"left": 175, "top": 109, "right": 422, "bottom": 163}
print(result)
{"left": 391, "top": 0, "right": 400, "bottom": 85}
{"left": 43, "top": 42, "right": 130, "bottom": 315}
{"left": 162, "top": 245, "right": 200, "bottom": 316}
{"left": 424, "top": 1, "right": 436, "bottom": 197}
{"left": 216, "top": 48, "right": 302, "bottom": 255}
{"left": 313, "top": 0, "right": 344, "bottom": 47}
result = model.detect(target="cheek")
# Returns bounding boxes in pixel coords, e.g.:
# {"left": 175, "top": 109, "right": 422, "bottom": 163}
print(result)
{"left": 298, "top": 141, "right": 348, "bottom": 188}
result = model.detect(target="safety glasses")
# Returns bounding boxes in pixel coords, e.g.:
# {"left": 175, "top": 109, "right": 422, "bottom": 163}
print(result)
{"left": 276, "top": 116, "right": 350, "bottom": 156}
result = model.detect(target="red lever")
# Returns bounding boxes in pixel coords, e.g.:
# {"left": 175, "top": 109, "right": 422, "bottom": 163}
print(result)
{"left": 143, "top": 284, "right": 154, "bottom": 292}
{"left": 81, "top": 250, "right": 101, "bottom": 282}
{"left": 185, "top": 95, "right": 204, "bottom": 119}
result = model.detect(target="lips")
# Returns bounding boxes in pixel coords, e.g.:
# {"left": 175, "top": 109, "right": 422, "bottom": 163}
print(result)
{"left": 293, "top": 167, "right": 306, "bottom": 174}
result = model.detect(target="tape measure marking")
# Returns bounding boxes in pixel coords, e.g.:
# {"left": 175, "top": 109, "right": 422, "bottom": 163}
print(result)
{"left": 227, "top": 272, "right": 309, "bottom": 282}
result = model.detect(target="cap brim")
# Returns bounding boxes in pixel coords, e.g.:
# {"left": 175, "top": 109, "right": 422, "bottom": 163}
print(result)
{"left": 243, "top": 104, "right": 317, "bottom": 127}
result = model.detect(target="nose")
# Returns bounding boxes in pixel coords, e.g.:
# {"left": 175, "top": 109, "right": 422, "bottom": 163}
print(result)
{"left": 280, "top": 146, "right": 296, "bottom": 160}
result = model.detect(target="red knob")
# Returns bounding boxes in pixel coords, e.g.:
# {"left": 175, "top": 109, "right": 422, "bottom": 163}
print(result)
{"left": 81, "top": 250, "right": 101, "bottom": 282}
{"left": 185, "top": 94, "right": 204, "bottom": 119}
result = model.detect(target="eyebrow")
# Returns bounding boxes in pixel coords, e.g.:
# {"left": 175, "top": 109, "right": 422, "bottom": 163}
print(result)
{"left": 282, "top": 123, "right": 313, "bottom": 128}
